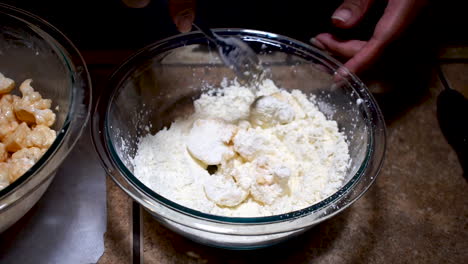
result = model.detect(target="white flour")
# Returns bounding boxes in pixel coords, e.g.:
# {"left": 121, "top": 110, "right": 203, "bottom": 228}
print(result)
{"left": 133, "top": 79, "right": 350, "bottom": 217}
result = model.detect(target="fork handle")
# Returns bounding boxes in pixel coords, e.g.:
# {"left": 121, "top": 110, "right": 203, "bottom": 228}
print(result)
{"left": 192, "top": 22, "right": 218, "bottom": 43}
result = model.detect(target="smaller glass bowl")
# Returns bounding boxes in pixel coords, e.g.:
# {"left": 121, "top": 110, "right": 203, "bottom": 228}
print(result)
{"left": 0, "top": 4, "right": 92, "bottom": 233}
{"left": 92, "top": 29, "right": 386, "bottom": 249}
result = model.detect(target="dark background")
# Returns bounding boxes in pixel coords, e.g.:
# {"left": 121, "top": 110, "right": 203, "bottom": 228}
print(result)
{"left": 2, "top": 0, "right": 466, "bottom": 125}
{"left": 2, "top": 0, "right": 466, "bottom": 51}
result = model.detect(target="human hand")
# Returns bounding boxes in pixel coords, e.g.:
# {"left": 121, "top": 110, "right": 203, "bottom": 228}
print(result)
{"left": 168, "top": 0, "right": 196, "bottom": 33}
{"left": 312, "top": 0, "right": 426, "bottom": 74}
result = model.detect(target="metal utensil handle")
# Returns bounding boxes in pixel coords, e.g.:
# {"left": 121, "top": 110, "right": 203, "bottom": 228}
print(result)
{"left": 192, "top": 22, "right": 218, "bottom": 43}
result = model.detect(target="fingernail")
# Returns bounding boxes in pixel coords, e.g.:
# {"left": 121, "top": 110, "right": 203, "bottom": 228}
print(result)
{"left": 309, "top": 37, "right": 326, "bottom": 50}
{"left": 332, "top": 8, "right": 352, "bottom": 22}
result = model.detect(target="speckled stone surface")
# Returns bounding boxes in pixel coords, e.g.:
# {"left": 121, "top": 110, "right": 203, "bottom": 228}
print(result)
{"left": 97, "top": 57, "right": 468, "bottom": 264}
{"left": 97, "top": 179, "right": 133, "bottom": 264}
{"left": 441, "top": 63, "right": 468, "bottom": 98}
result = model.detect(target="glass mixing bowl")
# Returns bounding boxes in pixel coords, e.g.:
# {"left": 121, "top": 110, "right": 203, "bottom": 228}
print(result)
{"left": 0, "top": 4, "right": 92, "bottom": 232}
{"left": 92, "top": 29, "right": 386, "bottom": 249}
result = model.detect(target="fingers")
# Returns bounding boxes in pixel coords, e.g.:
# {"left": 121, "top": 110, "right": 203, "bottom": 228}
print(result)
{"left": 344, "top": 0, "right": 426, "bottom": 73}
{"left": 372, "top": 0, "right": 426, "bottom": 43}
{"left": 312, "top": 33, "right": 380, "bottom": 74}
{"left": 332, "top": 0, "right": 375, "bottom": 28}
{"left": 343, "top": 37, "right": 381, "bottom": 73}
{"left": 316, "top": 0, "right": 426, "bottom": 74}
{"left": 314, "top": 33, "right": 366, "bottom": 58}
{"left": 168, "top": 0, "right": 196, "bottom": 33}
{"left": 314, "top": 27, "right": 385, "bottom": 74}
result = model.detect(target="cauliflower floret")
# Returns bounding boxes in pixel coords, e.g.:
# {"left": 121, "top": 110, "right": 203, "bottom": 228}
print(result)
{"left": 228, "top": 155, "right": 292, "bottom": 205}
{"left": 3, "top": 123, "right": 56, "bottom": 153}
{"left": 14, "top": 79, "right": 55, "bottom": 126}
{"left": 8, "top": 147, "right": 43, "bottom": 182}
{"left": 224, "top": 157, "right": 255, "bottom": 191}
{"left": 250, "top": 93, "right": 295, "bottom": 128}
{"left": 233, "top": 128, "right": 272, "bottom": 161}
{"left": 11, "top": 146, "right": 44, "bottom": 160}
{"left": 3, "top": 122, "right": 31, "bottom": 152}
{"left": 186, "top": 119, "right": 236, "bottom": 165}
{"left": 28, "top": 125, "right": 56, "bottom": 149}
{"left": 254, "top": 156, "right": 291, "bottom": 189}
{"left": 0, "top": 73, "right": 15, "bottom": 94}
{"left": 0, "top": 143, "right": 7, "bottom": 162}
{"left": 250, "top": 182, "right": 284, "bottom": 205}
{"left": 0, "top": 76, "right": 56, "bottom": 187}
{"left": 0, "top": 94, "right": 19, "bottom": 139}
{"left": 0, "top": 162, "right": 10, "bottom": 190}
{"left": 251, "top": 157, "right": 289, "bottom": 204}
{"left": 203, "top": 174, "right": 249, "bottom": 207}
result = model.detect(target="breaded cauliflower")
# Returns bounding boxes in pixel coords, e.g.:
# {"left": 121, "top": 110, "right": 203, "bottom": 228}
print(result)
{"left": 0, "top": 73, "right": 57, "bottom": 190}
{"left": 14, "top": 79, "right": 56, "bottom": 126}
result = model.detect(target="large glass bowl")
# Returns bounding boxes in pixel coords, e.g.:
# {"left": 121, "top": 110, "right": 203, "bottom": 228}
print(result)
{"left": 0, "top": 4, "right": 92, "bottom": 232}
{"left": 92, "top": 29, "right": 386, "bottom": 249}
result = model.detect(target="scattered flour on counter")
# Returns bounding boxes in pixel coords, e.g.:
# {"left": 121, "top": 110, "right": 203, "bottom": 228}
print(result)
{"left": 133, "top": 79, "right": 350, "bottom": 217}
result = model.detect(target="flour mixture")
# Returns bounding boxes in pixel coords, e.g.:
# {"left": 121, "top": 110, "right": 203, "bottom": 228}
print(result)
{"left": 133, "top": 79, "right": 350, "bottom": 217}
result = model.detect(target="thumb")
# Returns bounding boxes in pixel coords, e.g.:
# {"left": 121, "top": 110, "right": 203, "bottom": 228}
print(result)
{"left": 332, "top": 0, "right": 374, "bottom": 28}
{"left": 169, "top": 0, "right": 196, "bottom": 33}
